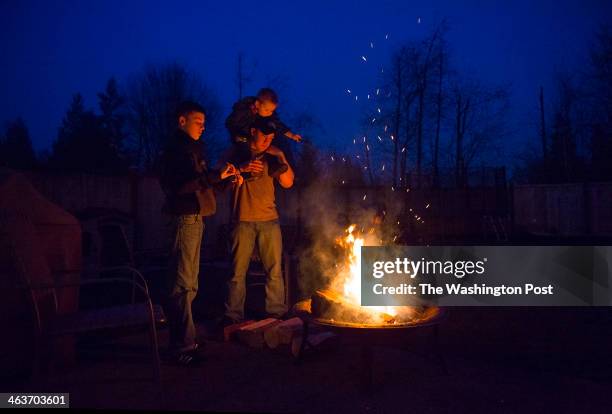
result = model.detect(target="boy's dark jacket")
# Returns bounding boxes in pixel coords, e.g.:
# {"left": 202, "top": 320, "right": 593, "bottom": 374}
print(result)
{"left": 159, "top": 129, "right": 223, "bottom": 215}
{"left": 225, "top": 96, "right": 290, "bottom": 142}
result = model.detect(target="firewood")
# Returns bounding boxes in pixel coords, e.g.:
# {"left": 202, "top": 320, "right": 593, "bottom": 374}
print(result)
{"left": 264, "top": 317, "right": 303, "bottom": 349}
{"left": 235, "top": 318, "right": 282, "bottom": 348}
{"left": 291, "top": 331, "right": 338, "bottom": 357}
{"left": 223, "top": 320, "right": 256, "bottom": 342}
{"left": 311, "top": 289, "right": 395, "bottom": 324}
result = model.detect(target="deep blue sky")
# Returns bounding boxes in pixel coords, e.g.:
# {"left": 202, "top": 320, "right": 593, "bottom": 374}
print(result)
{"left": 1, "top": 0, "right": 611, "bottom": 157}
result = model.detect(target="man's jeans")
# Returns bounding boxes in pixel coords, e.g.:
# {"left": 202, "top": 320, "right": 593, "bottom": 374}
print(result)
{"left": 225, "top": 220, "right": 288, "bottom": 321}
{"left": 167, "top": 214, "right": 203, "bottom": 353}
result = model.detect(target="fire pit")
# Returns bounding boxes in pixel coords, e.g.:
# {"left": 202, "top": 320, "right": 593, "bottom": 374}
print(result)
{"left": 292, "top": 225, "right": 447, "bottom": 390}
{"left": 293, "top": 298, "right": 446, "bottom": 391}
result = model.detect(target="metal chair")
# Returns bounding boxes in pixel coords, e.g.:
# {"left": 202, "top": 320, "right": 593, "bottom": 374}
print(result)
{"left": 2, "top": 211, "right": 165, "bottom": 401}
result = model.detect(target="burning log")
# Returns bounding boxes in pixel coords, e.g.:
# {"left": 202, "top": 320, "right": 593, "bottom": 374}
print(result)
{"left": 235, "top": 318, "right": 282, "bottom": 348}
{"left": 264, "top": 317, "right": 303, "bottom": 349}
{"left": 311, "top": 289, "right": 396, "bottom": 324}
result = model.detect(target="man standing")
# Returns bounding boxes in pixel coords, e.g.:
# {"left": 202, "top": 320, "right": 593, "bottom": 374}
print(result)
{"left": 159, "top": 101, "right": 237, "bottom": 365}
{"left": 223, "top": 117, "right": 295, "bottom": 323}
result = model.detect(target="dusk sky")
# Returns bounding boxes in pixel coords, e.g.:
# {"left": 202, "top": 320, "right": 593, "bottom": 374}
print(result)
{"left": 1, "top": 0, "right": 611, "bottom": 159}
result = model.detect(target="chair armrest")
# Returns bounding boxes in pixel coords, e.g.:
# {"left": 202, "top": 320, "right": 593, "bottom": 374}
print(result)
{"left": 93, "top": 265, "right": 150, "bottom": 295}
{"left": 24, "top": 277, "right": 151, "bottom": 302}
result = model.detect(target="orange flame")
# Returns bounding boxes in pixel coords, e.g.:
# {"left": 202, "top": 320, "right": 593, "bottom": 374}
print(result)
{"left": 332, "top": 225, "right": 397, "bottom": 319}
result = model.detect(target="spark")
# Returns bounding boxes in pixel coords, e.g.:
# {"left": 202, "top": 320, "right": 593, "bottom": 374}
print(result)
{"left": 397, "top": 221, "right": 400, "bottom": 225}
{"left": 384, "top": 125, "right": 388, "bottom": 132}
{"left": 342, "top": 180, "right": 345, "bottom": 184}
{"left": 425, "top": 203, "right": 430, "bottom": 209}
{"left": 381, "top": 68, "right": 384, "bottom": 73}
{"left": 390, "top": 135, "right": 395, "bottom": 141}
{"left": 371, "top": 118, "right": 376, "bottom": 123}
{"left": 366, "top": 144, "right": 370, "bottom": 151}
{"left": 355, "top": 95, "right": 359, "bottom": 101}
{"left": 376, "top": 88, "right": 380, "bottom": 95}
{"left": 381, "top": 164, "right": 385, "bottom": 171}
{"left": 361, "top": 55, "right": 367, "bottom": 62}
{"left": 363, "top": 194, "right": 367, "bottom": 201}
{"left": 391, "top": 186, "right": 395, "bottom": 191}
{"left": 385, "top": 33, "right": 389, "bottom": 40}
{"left": 356, "top": 155, "right": 361, "bottom": 159}
{"left": 331, "top": 156, "right": 335, "bottom": 161}
{"left": 347, "top": 89, "right": 351, "bottom": 94}
{"left": 342, "top": 157, "right": 346, "bottom": 162}
{"left": 401, "top": 147, "right": 406, "bottom": 153}
{"left": 377, "top": 135, "right": 382, "bottom": 141}
{"left": 353, "top": 139, "right": 356, "bottom": 144}
{"left": 410, "top": 208, "right": 413, "bottom": 212}
{"left": 370, "top": 42, "right": 374, "bottom": 49}
{"left": 364, "top": 166, "right": 368, "bottom": 170}
{"left": 377, "top": 108, "right": 381, "bottom": 113}
{"left": 417, "top": 17, "right": 421, "bottom": 24}
{"left": 406, "top": 188, "right": 410, "bottom": 192}
{"left": 363, "top": 136, "right": 366, "bottom": 142}
{"left": 367, "top": 94, "right": 370, "bottom": 100}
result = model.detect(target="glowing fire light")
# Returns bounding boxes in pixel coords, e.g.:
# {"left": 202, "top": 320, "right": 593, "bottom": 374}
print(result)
{"left": 333, "top": 225, "right": 398, "bottom": 319}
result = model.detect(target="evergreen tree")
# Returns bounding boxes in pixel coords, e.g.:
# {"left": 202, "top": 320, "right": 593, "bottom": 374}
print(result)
{"left": 98, "top": 77, "right": 127, "bottom": 152}
{"left": 0, "top": 117, "right": 36, "bottom": 169}
{"left": 51, "top": 93, "right": 126, "bottom": 174}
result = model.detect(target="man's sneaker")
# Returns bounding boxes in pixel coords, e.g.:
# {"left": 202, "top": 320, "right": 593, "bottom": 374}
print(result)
{"left": 174, "top": 350, "right": 204, "bottom": 367}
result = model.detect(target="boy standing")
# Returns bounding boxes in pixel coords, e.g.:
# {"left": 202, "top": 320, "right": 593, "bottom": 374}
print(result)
{"left": 159, "top": 101, "right": 237, "bottom": 365}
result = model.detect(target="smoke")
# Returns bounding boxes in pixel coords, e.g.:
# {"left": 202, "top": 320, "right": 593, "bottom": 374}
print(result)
{"left": 296, "top": 177, "right": 404, "bottom": 301}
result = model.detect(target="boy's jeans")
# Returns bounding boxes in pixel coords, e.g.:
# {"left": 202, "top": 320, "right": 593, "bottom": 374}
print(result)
{"left": 167, "top": 214, "right": 203, "bottom": 353}
{"left": 225, "top": 220, "right": 287, "bottom": 321}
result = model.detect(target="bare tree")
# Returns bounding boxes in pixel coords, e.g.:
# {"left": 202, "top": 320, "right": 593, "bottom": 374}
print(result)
{"left": 539, "top": 86, "right": 548, "bottom": 160}
{"left": 585, "top": 26, "right": 612, "bottom": 180}
{"left": 448, "top": 77, "right": 509, "bottom": 186}
{"left": 235, "top": 52, "right": 258, "bottom": 99}
{"left": 126, "top": 63, "right": 223, "bottom": 170}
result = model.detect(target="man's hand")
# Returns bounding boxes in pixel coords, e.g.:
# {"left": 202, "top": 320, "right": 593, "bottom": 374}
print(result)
{"left": 220, "top": 162, "right": 238, "bottom": 180}
{"left": 239, "top": 159, "right": 264, "bottom": 174}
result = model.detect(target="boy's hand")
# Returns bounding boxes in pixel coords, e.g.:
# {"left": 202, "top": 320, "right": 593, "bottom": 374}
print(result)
{"left": 286, "top": 132, "right": 302, "bottom": 142}
{"left": 232, "top": 174, "right": 244, "bottom": 187}
{"left": 220, "top": 163, "right": 238, "bottom": 179}
{"left": 240, "top": 159, "right": 264, "bottom": 174}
